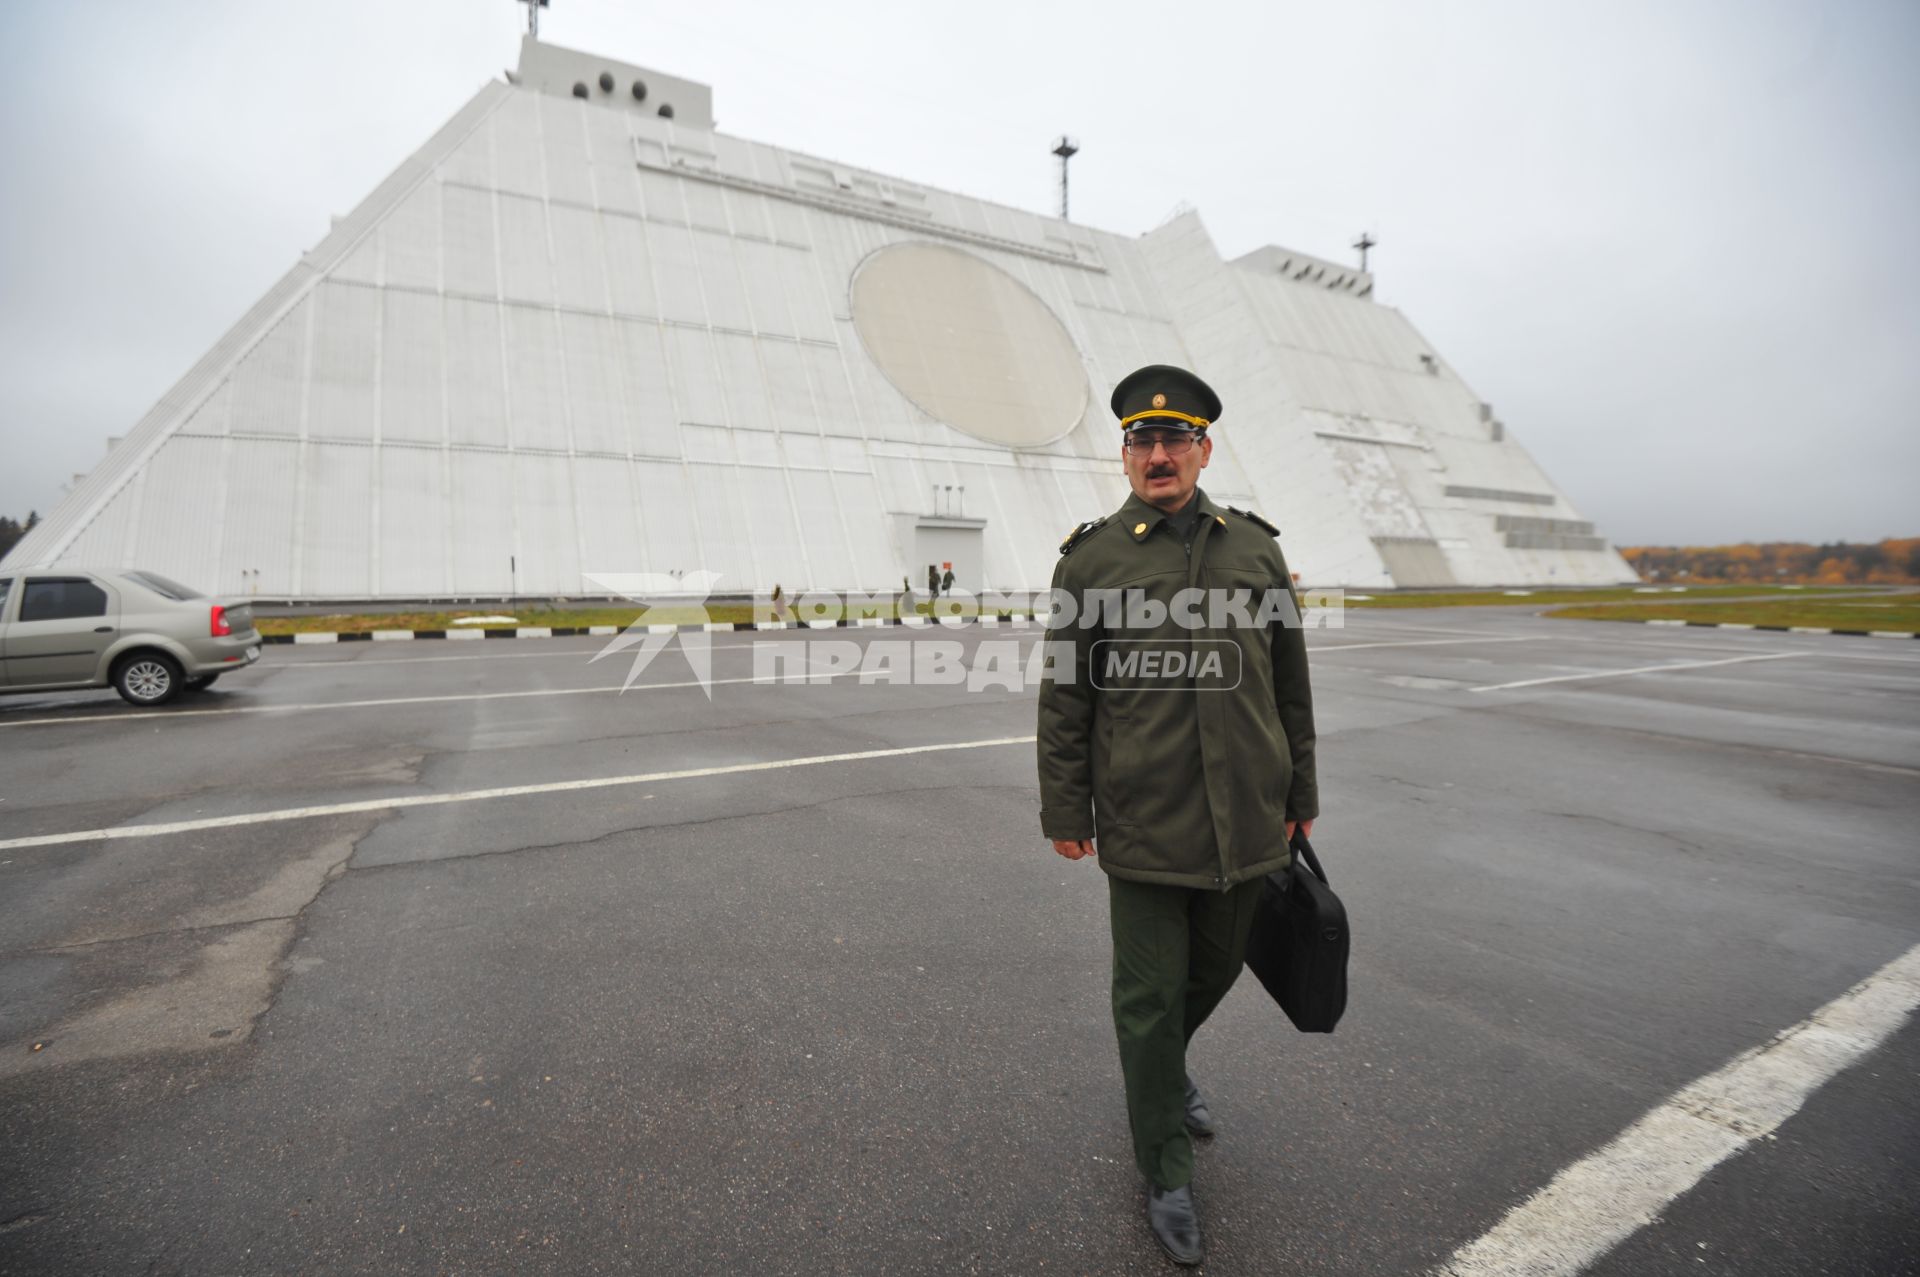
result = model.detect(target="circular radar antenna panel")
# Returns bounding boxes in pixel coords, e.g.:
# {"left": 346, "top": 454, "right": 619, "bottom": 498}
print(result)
{"left": 850, "top": 243, "right": 1089, "bottom": 449}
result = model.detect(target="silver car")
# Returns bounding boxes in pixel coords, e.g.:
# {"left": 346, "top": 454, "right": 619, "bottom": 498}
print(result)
{"left": 0, "top": 569, "right": 262, "bottom": 706}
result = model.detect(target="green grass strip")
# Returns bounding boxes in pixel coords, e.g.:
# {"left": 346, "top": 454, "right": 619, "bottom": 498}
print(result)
{"left": 1345, "top": 584, "right": 1865, "bottom": 608}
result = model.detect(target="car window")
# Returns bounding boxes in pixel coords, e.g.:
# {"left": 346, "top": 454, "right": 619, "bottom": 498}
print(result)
{"left": 20, "top": 578, "right": 110, "bottom": 622}
{"left": 122, "top": 570, "right": 204, "bottom": 601}
{"left": 0, "top": 576, "right": 12, "bottom": 619}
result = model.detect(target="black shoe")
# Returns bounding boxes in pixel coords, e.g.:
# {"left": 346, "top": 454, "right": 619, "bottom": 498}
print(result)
{"left": 1184, "top": 1075, "right": 1216, "bottom": 1138}
{"left": 1147, "top": 1184, "right": 1203, "bottom": 1266}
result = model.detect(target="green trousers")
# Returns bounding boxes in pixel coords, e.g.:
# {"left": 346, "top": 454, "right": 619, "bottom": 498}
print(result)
{"left": 1108, "top": 874, "right": 1264, "bottom": 1190}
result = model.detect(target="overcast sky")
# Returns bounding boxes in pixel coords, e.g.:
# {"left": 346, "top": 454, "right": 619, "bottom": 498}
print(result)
{"left": 2, "top": 0, "right": 1914, "bottom": 546}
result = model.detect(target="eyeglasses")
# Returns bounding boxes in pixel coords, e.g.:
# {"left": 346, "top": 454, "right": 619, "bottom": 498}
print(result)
{"left": 1123, "top": 429, "right": 1201, "bottom": 457}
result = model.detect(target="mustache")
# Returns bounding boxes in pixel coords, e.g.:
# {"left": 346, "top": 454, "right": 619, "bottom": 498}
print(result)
{"left": 1147, "top": 464, "right": 1178, "bottom": 478}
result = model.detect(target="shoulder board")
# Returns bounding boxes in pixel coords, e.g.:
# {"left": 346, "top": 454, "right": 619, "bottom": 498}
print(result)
{"left": 1227, "top": 506, "right": 1280, "bottom": 537}
{"left": 1059, "top": 516, "right": 1108, "bottom": 555}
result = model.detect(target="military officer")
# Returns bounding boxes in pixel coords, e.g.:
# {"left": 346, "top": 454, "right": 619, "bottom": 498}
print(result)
{"left": 1036, "top": 365, "right": 1319, "bottom": 1266}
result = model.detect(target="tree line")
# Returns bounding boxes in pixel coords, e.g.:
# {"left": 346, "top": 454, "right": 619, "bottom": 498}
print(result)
{"left": 1622, "top": 537, "right": 1920, "bottom": 584}
{"left": 0, "top": 512, "right": 39, "bottom": 562}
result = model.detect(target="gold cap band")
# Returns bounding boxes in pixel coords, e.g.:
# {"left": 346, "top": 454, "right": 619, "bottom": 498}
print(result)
{"left": 1119, "top": 410, "right": 1211, "bottom": 430}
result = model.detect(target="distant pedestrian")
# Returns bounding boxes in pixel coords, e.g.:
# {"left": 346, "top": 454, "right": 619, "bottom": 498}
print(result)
{"left": 927, "top": 564, "right": 940, "bottom": 601}
{"left": 940, "top": 566, "right": 954, "bottom": 595}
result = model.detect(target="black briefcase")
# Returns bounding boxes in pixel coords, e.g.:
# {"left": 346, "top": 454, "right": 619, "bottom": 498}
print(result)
{"left": 1245, "top": 831, "right": 1349, "bottom": 1033}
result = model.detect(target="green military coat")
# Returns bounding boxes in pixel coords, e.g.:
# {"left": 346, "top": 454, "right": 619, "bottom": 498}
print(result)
{"left": 1036, "top": 488, "right": 1318, "bottom": 890}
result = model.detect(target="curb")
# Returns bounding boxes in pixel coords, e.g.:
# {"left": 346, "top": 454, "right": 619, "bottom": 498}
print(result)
{"left": 1572, "top": 617, "right": 1920, "bottom": 639}
{"left": 260, "top": 615, "right": 1043, "bottom": 645}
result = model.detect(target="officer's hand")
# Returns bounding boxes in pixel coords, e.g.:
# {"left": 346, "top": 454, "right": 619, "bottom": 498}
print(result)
{"left": 1051, "top": 838, "right": 1096, "bottom": 861}
{"left": 1286, "top": 819, "right": 1315, "bottom": 840}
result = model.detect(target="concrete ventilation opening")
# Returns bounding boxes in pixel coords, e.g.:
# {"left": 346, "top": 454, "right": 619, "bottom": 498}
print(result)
{"left": 1373, "top": 538, "right": 1457, "bottom": 586}
{"left": 851, "top": 242, "right": 1088, "bottom": 449}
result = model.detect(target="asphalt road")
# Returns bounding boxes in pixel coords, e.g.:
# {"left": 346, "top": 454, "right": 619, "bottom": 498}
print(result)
{"left": 1, "top": 609, "right": 1915, "bottom": 1275}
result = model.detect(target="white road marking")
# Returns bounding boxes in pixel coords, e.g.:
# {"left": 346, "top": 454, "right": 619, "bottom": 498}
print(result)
{"left": 0, "top": 734, "right": 1041, "bottom": 851}
{"left": 1806, "top": 648, "right": 1920, "bottom": 665}
{"left": 1750, "top": 746, "right": 1920, "bottom": 779}
{"left": 1310, "top": 636, "right": 1542, "bottom": 654}
{"left": 1469, "top": 652, "right": 1804, "bottom": 692}
{"left": 0, "top": 668, "right": 839, "bottom": 729}
{"left": 1541, "top": 631, "right": 1920, "bottom": 664}
{"left": 1435, "top": 941, "right": 1920, "bottom": 1277}
{"left": 264, "top": 637, "right": 774, "bottom": 669}
{"left": 0, "top": 637, "right": 1051, "bottom": 729}
{"left": 1538, "top": 636, "right": 1775, "bottom": 657}
{"left": 1338, "top": 620, "right": 1501, "bottom": 637}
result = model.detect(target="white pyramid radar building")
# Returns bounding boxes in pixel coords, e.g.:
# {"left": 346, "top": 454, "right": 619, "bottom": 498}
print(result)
{"left": 6, "top": 39, "right": 1634, "bottom": 596}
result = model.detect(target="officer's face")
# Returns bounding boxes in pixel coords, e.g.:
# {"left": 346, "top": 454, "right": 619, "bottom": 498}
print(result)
{"left": 1123, "top": 427, "right": 1212, "bottom": 512}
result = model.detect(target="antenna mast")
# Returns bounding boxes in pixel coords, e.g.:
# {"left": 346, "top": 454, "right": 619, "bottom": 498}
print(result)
{"left": 520, "top": 0, "right": 549, "bottom": 39}
{"left": 1353, "top": 230, "right": 1377, "bottom": 273}
{"left": 1051, "top": 136, "right": 1080, "bottom": 221}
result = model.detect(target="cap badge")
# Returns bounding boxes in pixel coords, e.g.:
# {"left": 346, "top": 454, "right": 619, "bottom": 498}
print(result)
{"left": 1151, "top": 393, "right": 1167, "bottom": 409}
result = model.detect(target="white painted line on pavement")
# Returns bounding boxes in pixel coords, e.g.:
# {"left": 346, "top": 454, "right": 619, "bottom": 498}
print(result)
{"left": 1435, "top": 941, "right": 1920, "bottom": 1277}
{"left": 0, "top": 734, "right": 1041, "bottom": 851}
{"left": 1541, "top": 632, "right": 1920, "bottom": 663}
{"left": 1339, "top": 621, "right": 1500, "bottom": 637}
{"left": 1469, "top": 652, "right": 1804, "bottom": 693}
{"left": 1311, "top": 636, "right": 1541, "bottom": 654}
{"left": 1791, "top": 647, "right": 1920, "bottom": 665}
{"left": 265, "top": 636, "right": 775, "bottom": 669}
{"left": 0, "top": 671, "right": 789, "bottom": 729}
{"left": 0, "top": 637, "right": 1052, "bottom": 729}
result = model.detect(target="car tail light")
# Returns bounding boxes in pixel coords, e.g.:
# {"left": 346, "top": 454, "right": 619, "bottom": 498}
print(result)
{"left": 210, "top": 605, "right": 231, "bottom": 637}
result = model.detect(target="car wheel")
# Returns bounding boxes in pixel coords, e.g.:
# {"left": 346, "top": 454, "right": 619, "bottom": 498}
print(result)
{"left": 184, "top": 673, "right": 220, "bottom": 692}
{"left": 113, "top": 653, "right": 184, "bottom": 706}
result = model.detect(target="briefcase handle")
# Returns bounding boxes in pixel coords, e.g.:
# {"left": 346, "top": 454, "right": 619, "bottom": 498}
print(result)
{"left": 1290, "top": 828, "right": 1331, "bottom": 886}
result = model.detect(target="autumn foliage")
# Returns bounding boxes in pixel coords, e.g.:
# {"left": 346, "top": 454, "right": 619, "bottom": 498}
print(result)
{"left": 1622, "top": 538, "right": 1920, "bottom": 584}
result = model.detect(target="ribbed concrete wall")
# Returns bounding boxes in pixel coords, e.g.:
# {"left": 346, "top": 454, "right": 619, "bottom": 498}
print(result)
{"left": 5, "top": 41, "right": 1633, "bottom": 596}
